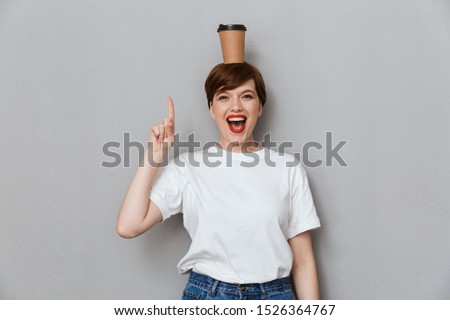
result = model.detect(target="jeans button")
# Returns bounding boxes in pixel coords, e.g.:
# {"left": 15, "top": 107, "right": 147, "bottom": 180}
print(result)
{"left": 239, "top": 285, "right": 246, "bottom": 291}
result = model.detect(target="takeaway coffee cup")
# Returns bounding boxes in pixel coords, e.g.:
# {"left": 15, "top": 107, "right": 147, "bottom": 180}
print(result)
{"left": 217, "top": 24, "right": 247, "bottom": 63}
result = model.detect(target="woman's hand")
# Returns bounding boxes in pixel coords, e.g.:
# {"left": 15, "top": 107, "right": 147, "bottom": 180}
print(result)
{"left": 149, "top": 97, "right": 175, "bottom": 165}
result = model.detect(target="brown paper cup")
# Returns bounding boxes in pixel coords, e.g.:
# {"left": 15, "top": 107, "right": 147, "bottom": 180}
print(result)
{"left": 217, "top": 24, "right": 247, "bottom": 64}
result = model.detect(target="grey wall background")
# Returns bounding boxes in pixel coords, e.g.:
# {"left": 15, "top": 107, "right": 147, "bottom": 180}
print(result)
{"left": 1, "top": 0, "right": 449, "bottom": 299}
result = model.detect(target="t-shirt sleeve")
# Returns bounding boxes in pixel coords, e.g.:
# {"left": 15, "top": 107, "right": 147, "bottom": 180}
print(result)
{"left": 287, "top": 163, "right": 321, "bottom": 239}
{"left": 149, "top": 158, "right": 183, "bottom": 221}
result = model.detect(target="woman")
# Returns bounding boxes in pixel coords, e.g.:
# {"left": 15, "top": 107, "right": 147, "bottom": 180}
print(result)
{"left": 117, "top": 62, "right": 321, "bottom": 300}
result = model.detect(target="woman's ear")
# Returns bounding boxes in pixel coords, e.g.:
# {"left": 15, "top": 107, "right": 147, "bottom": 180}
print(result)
{"left": 209, "top": 102, "right": 215, "bottom": 119}
{"left": 258, "top": 103, "right": 263, "bottom": 117}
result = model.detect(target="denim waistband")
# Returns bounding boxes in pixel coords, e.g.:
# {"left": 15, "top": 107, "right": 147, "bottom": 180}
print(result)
{"left": 187, "top": 271, "right": 292, "bottom": 294}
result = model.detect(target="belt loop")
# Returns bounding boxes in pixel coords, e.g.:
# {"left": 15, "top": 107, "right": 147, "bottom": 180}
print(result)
{"left": 259, "top": 283, "right": 267, "bottom": 300}
{"left": 210, "top": 280, "right": 219, "bottom": 297}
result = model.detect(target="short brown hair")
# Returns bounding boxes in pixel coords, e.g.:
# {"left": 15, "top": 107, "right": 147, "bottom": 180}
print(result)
{"left": 204, "top": 62, "right": 266, "bottom": 108}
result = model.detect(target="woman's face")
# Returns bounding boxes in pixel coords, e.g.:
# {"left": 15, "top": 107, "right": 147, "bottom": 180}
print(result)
{"left": 209, "top": 79, "right": 263, "bottom": 151}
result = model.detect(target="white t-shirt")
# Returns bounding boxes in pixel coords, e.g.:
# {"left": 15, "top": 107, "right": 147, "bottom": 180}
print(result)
{"left": 150, "top": 145, "right": 320, "bottom": 284}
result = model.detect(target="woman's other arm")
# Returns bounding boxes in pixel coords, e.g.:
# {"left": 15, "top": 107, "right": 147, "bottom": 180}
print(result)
{"left": 116, "top": 97, "right": 175, "bottom": 238}
{"left": 288, "top": 231, "right": 320, "bottom": 299}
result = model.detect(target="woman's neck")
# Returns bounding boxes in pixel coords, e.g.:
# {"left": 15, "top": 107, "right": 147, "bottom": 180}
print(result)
{"left": 217, "top": 140, "right": 261, "bottom": 153}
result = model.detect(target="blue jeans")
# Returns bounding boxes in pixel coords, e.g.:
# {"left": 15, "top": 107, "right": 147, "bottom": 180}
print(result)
{"left": 181, "top": 271, "right": 296, "bottom": 300}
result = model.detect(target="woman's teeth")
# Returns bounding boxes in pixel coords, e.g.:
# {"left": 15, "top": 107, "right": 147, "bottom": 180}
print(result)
{"left": 228, "top": 117, "right": 246, "bottom": 122}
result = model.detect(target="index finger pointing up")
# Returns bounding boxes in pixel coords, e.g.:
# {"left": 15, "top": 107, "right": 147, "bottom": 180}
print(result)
{"left": 168, "top": 96, "right": 175, "bottom": 123}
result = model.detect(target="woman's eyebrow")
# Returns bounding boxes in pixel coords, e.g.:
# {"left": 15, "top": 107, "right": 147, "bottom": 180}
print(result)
{"left": 215, "top": 88, "right": 256, "bottom": 96}
{"left": 240, "top": 89, "right": 256, "bottom": 95}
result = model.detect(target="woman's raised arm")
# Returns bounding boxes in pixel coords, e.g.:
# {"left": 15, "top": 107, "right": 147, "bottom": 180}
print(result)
{"left": 116, "top": 97, "right": 175, "bottom": 238}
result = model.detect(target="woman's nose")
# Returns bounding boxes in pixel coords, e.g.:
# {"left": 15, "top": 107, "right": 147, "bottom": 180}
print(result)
{"left": 230, "top": 97, "right": 243, "bottom": 111}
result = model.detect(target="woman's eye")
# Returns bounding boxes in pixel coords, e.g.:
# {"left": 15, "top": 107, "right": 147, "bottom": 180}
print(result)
{"left": 218, "top": 95, "right": 228, "bottom": 100}
{"left": 243, "top": 94, "right": 254, "bottom": 99}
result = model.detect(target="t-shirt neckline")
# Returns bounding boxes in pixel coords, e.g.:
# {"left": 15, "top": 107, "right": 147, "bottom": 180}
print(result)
{"left": 206, "top": 144, "right": 267, "bottom": 161}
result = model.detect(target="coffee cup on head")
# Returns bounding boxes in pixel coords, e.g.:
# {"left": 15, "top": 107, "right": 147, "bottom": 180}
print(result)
{"left": 217, "top": 24, "right": 247, "bottom": 64}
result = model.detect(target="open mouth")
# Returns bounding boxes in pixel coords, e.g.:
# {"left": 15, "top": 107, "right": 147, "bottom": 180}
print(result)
{"left": 226, "top": 115, "right": 247, "bottom": 134}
